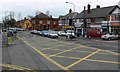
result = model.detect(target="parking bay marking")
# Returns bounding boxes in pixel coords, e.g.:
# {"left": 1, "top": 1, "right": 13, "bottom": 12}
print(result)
{"left": 46, "top": 54, "right": 120, "bottom": 65}
{"left": 66, "top": 49, "right": 101, "bottom": 69}
{"left": 19, "top": 37, "right": 72, "bottom": 72}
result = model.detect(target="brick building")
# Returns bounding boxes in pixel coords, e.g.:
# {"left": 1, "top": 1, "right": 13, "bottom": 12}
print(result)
{"left": 31, "top": 12, "right": 59, "bottom": 30}
{"left": 74, "top": 5, "right": 120, "bottom": 35}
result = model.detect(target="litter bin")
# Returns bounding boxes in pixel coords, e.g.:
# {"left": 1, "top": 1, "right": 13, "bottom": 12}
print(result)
{"left": 8, "top": 37, "right": 12, "bottom": 45}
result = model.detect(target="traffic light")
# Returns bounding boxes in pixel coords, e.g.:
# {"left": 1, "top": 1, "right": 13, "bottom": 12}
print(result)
{"left": 69, "top": 19, "right": 72, "bottom": 26}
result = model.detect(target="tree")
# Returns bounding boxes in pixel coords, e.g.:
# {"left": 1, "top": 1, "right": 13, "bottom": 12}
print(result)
{"left": 27, "top": 15, "right": 33, "bottom": 19}
{"left": 9, "top": 18, "right": 16, "bottom": 27}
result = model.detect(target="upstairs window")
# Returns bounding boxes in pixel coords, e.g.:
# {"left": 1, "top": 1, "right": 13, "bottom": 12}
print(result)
{"left": 39, "top": 20, "right": 43, "bottom": 24}
{"left": 47, "top": 20, "right": 50, "bottom": 24}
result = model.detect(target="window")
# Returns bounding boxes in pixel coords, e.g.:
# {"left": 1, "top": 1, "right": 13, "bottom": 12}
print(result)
{"left": 36, "top": 20, "right": 39, "bottom": 24}
{"left": 54, "top": 21, "right": 56, "bottom": 25}
{"left": 39, "top": 25, "right": 42, "bottom": 30}
{"left": 115, "top": 15, "right": 120, "bottom": 21}
{"left": 39, "top": 21, "right": 43, "bottom": 24}
{"left": 53, "top": 25, "right": 56, "bottom": 28}
{"left": 43, "top": 25, "right": 46, "bottom": 30}
{"left": 86, "top": 19, "right": 91, "bottom": 23}
{"left": 48, "top": 25, "right": 50, "bottom": 29}
{"left": 47, "top": 20, "right": 50, "bottom": 24}
{"left": 95, "top": 18, "right": 105, "bottom": 22}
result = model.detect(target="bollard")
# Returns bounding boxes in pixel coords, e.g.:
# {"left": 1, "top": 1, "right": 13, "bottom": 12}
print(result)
{"left": 8, "top": 37, "right": 12, "bottom": 45}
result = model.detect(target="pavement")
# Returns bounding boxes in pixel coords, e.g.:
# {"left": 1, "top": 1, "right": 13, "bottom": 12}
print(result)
{"left": 0, "top": 32, "right": 2, "bottom": 71}
{"left": 1, "top": 36, "right": 51, "bottom": 71}
{"left": 1, "top": 31, "right": 120, "bottom": 72}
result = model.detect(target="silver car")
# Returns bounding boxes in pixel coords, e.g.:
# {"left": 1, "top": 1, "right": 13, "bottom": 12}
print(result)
{"left": 101, "top": 33, "right": 118, "bottom": 40}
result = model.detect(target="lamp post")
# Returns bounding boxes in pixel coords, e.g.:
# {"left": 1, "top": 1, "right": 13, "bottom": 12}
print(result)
{"left": 83, "top": 6, "right": 86, "bottom": 37}
{"left": 66, "top": 2, "right": 75, "bottom": 39}
{"left": 66, "top": 2, "right": 75, "bottom": 12}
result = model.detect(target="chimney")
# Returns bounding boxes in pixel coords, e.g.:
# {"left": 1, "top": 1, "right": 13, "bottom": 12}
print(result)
{"left": 96, "top": 5, "right": 100, "bottom": 8}
{"left": 87, "top": 4, "right": 91, "bottom": 13}
{"left": 69, "top": 9, "right": 72, "bottom": 13}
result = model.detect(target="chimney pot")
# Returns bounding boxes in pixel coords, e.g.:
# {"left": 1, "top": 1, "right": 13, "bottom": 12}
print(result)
{"left": 87, "top": 4, "right": 91, "bottom": 13}
{"left": 96, "top": 5, "right": 100, "bottom": 8}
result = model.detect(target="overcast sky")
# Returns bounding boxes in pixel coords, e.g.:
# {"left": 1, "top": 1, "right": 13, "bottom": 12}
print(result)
{"left": 0, "top": 0, "right": 119, "bottom": 21}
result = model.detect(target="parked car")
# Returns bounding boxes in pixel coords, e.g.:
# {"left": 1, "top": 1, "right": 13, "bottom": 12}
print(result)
{"left": 41, "top": 30, "right": 49, "bottom": 37}
{"left": 47, "top": 31, "right": 58, "bottom": 38}
{"left": 31, "top": 30, "right": 38, "bottom": 34}
{"left": 9, "top": 28, "right": 17, "bottom": 34}
{"left": 65, "top": 30, "right": 75, "bottom": 38}
{"left": 17, "top": 28, "right": 25, "bottom": 31}
{"left": 101, "top": 33, "right": 119, "bottom": 40}
{"left": 58, "top": 31, "right": 66, "bottom": 36}
{"left": 117, "top": 32, "right": 120, "bottom": 39}
{"left": 86, "top": 29, "right": 103, "bottom": 38}
{"left": 37, "top": 31, "right": 42, "bottom": 36}
{"left": 7, "top": 30, "right": 14, "bottom": 36}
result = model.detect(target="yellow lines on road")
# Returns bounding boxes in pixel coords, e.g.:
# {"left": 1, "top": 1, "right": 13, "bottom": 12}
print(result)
{"left": 0, "top": 64, "right": 32, "bottom": 71}
{"left": 18, "top": 37, "right": 72, "bottom": 72}
{"left": 45, "top": 48, "right": 118, "bottom": 56}
{"left": 100, "top": 50, "right": 120, "bottom": 56}
{"left": 66, "top": 49, "right": 101, "bottom": 69}
{"left": 48, "top": 47, "right": 79, "bottom": 57}
{"left": 60, "top": 40, "right": 120, "bottom": 56}
{"left": 77, "top": 44, "right": 120, "bottom": 56}
{"left": 86, "top": 59, "right": 120, "bottom": 64}
{"left": 41, "top": 45, "right": 65, "bottom": 51}
{"left": 46, "top": 54, "right": 120, "bottom": 65}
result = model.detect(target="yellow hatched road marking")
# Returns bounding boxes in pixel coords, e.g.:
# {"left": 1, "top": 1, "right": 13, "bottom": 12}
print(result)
{"left": 45, "top": 54, "right": 120, "bottom": 64}
{"left": 60, "top": 40, "right": 120, "bottom": 56}
{"left": 0, "top": 64, "right": 32, "bottom": 71}
{"left": 18, "top": 37, "right": 72, "bottom": 72}
{"left": 66, "top": 49, "right": 101, "bottom": 68}
{"left": 76, "top": 44, "right": 120, "bottom": 56}
{"left": 48, "top": 47, "right": 79, "bottom": 57}
{"left": 41, "top": 45, "right": 65, "bottom": 51}
{"left": 45, "top": 48, "right": 119, "bottom": 56}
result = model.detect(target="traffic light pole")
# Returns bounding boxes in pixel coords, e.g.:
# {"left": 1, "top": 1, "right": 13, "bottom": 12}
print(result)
{"left": 83, "top": 6, "right": 86, "bottom": 37}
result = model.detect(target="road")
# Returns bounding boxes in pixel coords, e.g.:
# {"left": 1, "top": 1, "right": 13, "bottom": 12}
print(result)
{"left": 1, "top": 30, "right": 120, "bottom": 72}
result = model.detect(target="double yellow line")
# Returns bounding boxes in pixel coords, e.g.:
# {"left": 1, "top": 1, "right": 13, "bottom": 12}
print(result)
{"left": 0, "top": 64, "right": 32, "bottom": 71}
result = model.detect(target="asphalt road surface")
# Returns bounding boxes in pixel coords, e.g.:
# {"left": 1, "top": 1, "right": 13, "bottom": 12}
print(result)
{"left": 1, "top": 31, "right": 120, "bottom": 72}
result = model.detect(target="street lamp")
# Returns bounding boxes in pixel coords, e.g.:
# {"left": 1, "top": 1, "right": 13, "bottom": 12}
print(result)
{"left": 66, "top": 2, "right": 75, "bottom": 12}
{"left": 65, "top": 2, "right": 75, "bottom": 39}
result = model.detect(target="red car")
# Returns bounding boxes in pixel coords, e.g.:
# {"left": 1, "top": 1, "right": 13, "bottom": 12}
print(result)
{"left": 86, "top": 29, "right": 103, "bottom": 38}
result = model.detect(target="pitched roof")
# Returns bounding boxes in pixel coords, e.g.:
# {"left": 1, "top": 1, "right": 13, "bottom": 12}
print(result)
{"left": 35, "top": 12, "right": 51, "bottom": 18}
{"left": 62, "top": 12, "right": 78, "bottom": 19}
{"left": 75, "top": 5, "right": 120, "bottom": 19}
{"left": 59, "top": 15, "right": 64, "bottom": 19}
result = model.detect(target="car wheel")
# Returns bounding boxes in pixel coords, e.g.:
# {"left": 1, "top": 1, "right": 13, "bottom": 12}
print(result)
{"left": 88, "top": 36, "right": 91, "bottom": 39}
{"left": 108, "top": 38, "right": 111, "bottom": 40}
